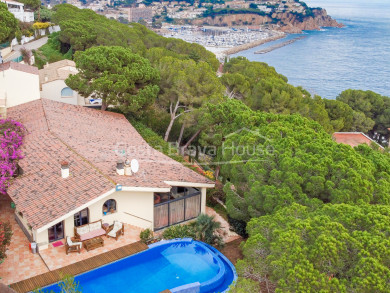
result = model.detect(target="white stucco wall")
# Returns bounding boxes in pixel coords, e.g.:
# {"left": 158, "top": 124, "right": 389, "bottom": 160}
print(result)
{"left": 40, "top": 80, "right": 84, "bottom": 106}
{"left": 31, "top": 187, "right": 208, "bottom": 250}
{"left": 33, "top": 229, "right": 49, "bottom": 250}
{"left": 35, "top": 190, "right": 154, "bottom": 250}
{"left": 89, "top": 190, "right": 154, "bottom": 230}
{"left": 201, "top": 187, "right": 206, "bottom": 214}
{"left": 15, "top": 210, "right": 33, "bottom": 239}
{"left": 0, "top": 69, "right": 40, "bottom": 108}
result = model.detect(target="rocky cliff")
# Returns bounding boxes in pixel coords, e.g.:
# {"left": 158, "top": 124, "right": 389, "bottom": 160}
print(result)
{"left": 191, "top": 8, "right": 343, "bottom": 33}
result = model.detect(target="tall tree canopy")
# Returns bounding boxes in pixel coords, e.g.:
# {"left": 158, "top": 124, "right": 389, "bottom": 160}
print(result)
{"left": 156, "top": 56, "right": 224, "bottom": 141}
{"left": 337, "top": 89, "right": 390, "bottom": 135}
{"left": 17, "top": 0, "right": 40, "bottom": 10}
{"left": 221, "top": 57, "right": 374, "bottom": 133}
{"left": 66, "top": 46, "right": 160, "bottom": 114}
{"left": 197, "top": 100, "right": 390, "bottom": 222}
{"left": 238, "top": 203, "right": 390, "bottom": 292}
{"left": 51, "top": 4, "right": 219, "bottom": 70}
{"left": 0, "top": 2, "right": 18, "bottom": 44}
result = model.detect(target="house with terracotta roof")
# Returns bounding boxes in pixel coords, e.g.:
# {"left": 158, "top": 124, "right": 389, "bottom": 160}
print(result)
{"left": 0, "top": 62, "right": 40, "bottom": 112}
{"left": 39, "top": 60, "right": 86, "bottom": 106}
{"left": 333, "top": 132, "right": 384, "bottom": 149}
{"left": 7, "top": 99, "right": 214, "bottom": 250}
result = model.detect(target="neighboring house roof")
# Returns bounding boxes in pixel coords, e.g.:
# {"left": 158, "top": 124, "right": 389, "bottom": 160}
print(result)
{"left": 7, "top": 99, "right": 213, "bottom": 230}
{"left": 38, "top": 60, "right": 77, "bottom": 88}
{"left": 333, "top": 132, "right": 384, "bottom": 149}
{"left": 0, "top": 61, "right": 38, "bottom": 75}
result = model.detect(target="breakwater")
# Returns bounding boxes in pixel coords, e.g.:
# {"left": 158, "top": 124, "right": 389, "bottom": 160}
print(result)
{"left": 223, "top": 33, "right": 285, "bottom": 55}
{"left": 254, "top": 36, "right": 306, "bottom": 54}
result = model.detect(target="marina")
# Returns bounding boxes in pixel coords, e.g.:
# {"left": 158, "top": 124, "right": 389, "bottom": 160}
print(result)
{"left": 162, "top": 25, "right": 284, "bottom": 57}
{"left": 254, "top": 36, "right": 306, "bottom": 54}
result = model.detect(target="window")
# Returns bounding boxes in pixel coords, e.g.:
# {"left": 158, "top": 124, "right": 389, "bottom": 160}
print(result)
{"left": 61, "top": 87, "right": 73, "bottom": 98}
{"left": 48, "top": 221, "right": 64, "bottom": 242}
{"left": 103, "top": 199, "right": 117, "bottom": 215}
{"left": 74, "top": 208, "right": 89, "bottom": 227}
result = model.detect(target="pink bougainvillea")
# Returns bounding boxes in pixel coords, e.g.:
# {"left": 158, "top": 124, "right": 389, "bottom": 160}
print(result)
{"left": 0, "top": 118, "right": 25, "bottom": 194}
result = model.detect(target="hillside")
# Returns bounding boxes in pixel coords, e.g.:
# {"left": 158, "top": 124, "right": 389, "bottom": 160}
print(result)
{"left": 189, "top": 1, "right": 343, "bottom": 33}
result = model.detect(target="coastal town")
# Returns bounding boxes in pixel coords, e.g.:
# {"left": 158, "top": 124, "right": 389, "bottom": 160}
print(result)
{"left": 35, "top": 0, "right": 338, "bottom": 58}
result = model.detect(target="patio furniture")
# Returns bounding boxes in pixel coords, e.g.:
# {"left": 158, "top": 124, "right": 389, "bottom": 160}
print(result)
{"left": 84, "top": 236, "right": 104, "bottom": 251}
{"left": 74, "top": 219, "right": 106, "bottom": 242}
{"left": 65, "top": 236, "right": 82, "bottom": 255}
{"left": 107, "top": 221, "right": 124, "bottom": 241}
{"left": 102, "top": 223, "right": 110, "bottom": 232}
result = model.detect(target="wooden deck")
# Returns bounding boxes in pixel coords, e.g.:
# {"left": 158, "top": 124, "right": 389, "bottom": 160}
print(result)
{"left": 9, "top": 241, "right": 148, "bottom": 293}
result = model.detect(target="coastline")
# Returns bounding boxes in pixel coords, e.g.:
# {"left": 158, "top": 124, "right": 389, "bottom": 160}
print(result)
{"left": 221, "top": 32, "right": 286, "bottom": 56}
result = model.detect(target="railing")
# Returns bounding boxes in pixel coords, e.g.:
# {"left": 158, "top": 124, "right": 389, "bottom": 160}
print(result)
{"left": 0, "top": 42, "right": 10, "bottom": 49}
{"left": 154, "top": 191, "right": 201, "bottom": 230}
{"left": 12, "top": 56, "right": 23, "bottom": 63}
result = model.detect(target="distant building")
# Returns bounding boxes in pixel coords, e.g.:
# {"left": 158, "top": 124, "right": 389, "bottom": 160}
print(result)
{"left": 333, "top": 132, "right": 384, "bottom": 149}
{"left": 39, "top": 60, "right": 86, "bottom": 106}
{"left": 1, "top": 0, "right": 34, "bottom": 22}
{"left": 0, "top": 62, "right": 40, "bottom": 113}
{"left": 127, "top": 7, "right": 153, "bottom": 23}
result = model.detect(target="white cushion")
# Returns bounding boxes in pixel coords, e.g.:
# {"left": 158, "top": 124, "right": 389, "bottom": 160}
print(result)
{"left": 73, "top": 241, "right": 82, "bottom": 248}
{"left": 67, "top": 237, "right": 81, "bottom": 248}
{"left": 114, "top": 221, "right": 122, "bottom": 230}
{"left": 108, "top": 229, "right": 117, "bottom": 237}
{"left": 89, "top": 222, "right": 101, "bottom": 231}
{"left": 76, "top": 225, "right": 89, "bottom": 235}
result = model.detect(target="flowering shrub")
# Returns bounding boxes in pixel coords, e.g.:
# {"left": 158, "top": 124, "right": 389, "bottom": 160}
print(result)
{"left": 0, "top": 119, "right": 25, "bottom": 194}
{"left": 0, "top": 221, "right": 12, "bottom": 264}
{"left": 204, "top": 170, "right": 215, "bottom": 180}
{"left": 32, "top": 22, "right": 51, "bottom": 30}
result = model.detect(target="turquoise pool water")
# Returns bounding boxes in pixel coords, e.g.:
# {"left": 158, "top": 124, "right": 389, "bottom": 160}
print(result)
{"left": 42, "top": 239, "right": 237, "bottom": 293}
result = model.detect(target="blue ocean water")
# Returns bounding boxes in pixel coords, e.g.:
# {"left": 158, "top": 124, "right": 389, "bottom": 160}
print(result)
{"left": 233, "top": 0, "right": 390, "bottom": 99}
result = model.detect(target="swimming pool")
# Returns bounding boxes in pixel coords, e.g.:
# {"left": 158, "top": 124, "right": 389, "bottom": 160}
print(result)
{"left": 42, "top": 238, "right": 237, "bottom": 293}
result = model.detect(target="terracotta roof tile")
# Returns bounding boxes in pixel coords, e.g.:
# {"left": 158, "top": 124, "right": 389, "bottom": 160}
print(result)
{"left": 333, "top": 132, "right": 384, "bottom": 149}
{"left": 39, "top": 60, "right": 77, "bottom": 86}
{"left": 6, "top": 99, "right": 213, "bottom": 229}
{"left": 0, "top": 61, "right": 39, "bottom": 75}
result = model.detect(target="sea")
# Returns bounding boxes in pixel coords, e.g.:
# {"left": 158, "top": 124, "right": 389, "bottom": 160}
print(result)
{"left": 232, "top": 0, "right": 390, "bottom": 99}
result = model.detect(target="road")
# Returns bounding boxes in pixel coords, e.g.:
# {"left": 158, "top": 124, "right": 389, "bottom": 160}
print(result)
{"left": 4, "top": 37, "right": 48, "bottom": 62}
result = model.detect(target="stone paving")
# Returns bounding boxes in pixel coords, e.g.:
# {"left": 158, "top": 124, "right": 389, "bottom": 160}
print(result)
{"left": 39, "top": 224, "right": 143, "bottom": 271}
{"left": 0, "top": 194, "right": 143, "bottom": 285}
{"left": 206, "top": 206, "right": 241, "bottom": 243}
{"left": 0, "top": 195, "right": 49, "bottom": 285}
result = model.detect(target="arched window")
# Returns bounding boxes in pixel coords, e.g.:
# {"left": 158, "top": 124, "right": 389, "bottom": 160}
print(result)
{"left": 61, "top": 87, "right": 73, "bottom": 97}
{"left": 103, "top": 199, "right": 117, "bottom": 215}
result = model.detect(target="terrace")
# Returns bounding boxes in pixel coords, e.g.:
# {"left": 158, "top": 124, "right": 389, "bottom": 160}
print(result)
{"left": 154, "top": 187, "right": 202, "bottom": 230}
{"left": 0, "top": 195, "right": 143, "bottom": 286}
{"left": 0, "top": 193, "right": 239, "bottom": 289}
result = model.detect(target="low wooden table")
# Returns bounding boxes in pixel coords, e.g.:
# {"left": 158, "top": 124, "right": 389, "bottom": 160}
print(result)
{"left": 84, "top": 237, "right": 104, "bottom": 251}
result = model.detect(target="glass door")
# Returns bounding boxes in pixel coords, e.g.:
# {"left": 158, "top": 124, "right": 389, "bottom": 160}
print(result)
{"left": 74, "top": 208, "right": 89, "bottom": 227}
{"left": 48, "top": 222, "right": 64, "bottom": 242}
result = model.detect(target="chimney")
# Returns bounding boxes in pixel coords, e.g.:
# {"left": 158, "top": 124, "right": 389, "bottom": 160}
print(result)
{"left": 124, "top": 158, "right": 132, "bottom": 176}
{"left": 61, "top": 161, "right": 69, "bottom": 178}
{"left": 116, "top": 160, "right": 124, "bottom": 175}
